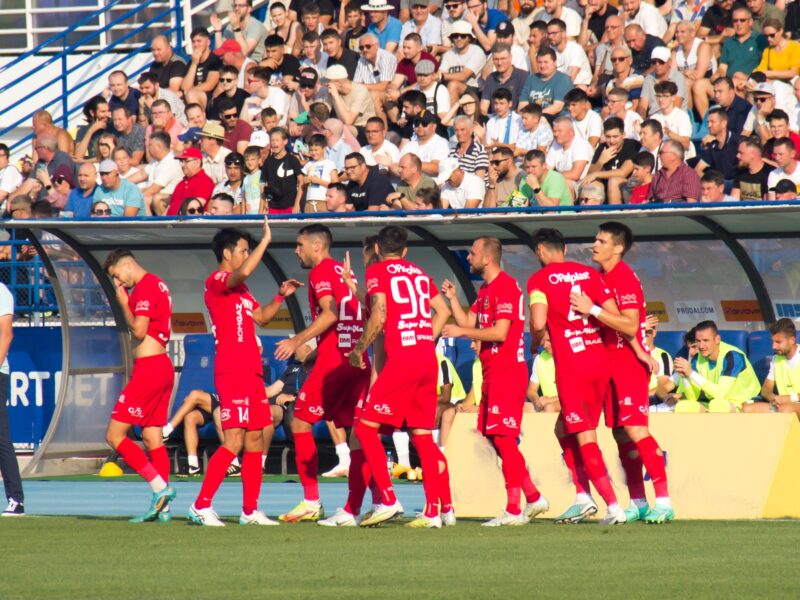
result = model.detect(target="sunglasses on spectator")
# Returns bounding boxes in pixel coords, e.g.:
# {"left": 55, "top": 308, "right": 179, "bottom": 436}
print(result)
{"left": 651, "top": 59, "right": 666, "bottom": 65}
{"left": 764, "top": 31, "right": 780, "bottom": 38}
{"left": 226, "top": 161, "right": 244, "bottom": 167}
{"left": 185, "top": 207, "right": 202, "bottom": 214}
{"left": 220, "top": 78, "right": 236, "bottom": 83}
{"left": 222, "top": 112, "right": 238, "bottom": 119}
{"left": 53, "top": 176, "right": 67, "bottom": 184}
{"left": 754, "top": 96, "right": 772, "bottom": 103}
{"left": 732, "top": 18, "right": 749, "bottom": 23}
{"left": 444, "top": 2, "right": 462, "bottom": 8}
{"left": 611, "top": 56, "right": 628, "bottom": 62}
{"left": 359, "top": 43, "right": 374, "bottom": 50}
{"left": 577, "top": 197, "right": 591, "bottom": 204}
{"left": 489, "top": 159, "right": 508, "bottom": 165}
{"left": 92, "top": 208, "right": 112, "bottom": 215}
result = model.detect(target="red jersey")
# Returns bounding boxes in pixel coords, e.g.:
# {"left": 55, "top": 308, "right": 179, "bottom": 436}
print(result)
{"left": 308, "top": 257, "right": 364, "bottom": 360}
{"left": 204, "top": 270, "right": 262, "bottom": 375}
{"left": 128, "top": 272, "right": 172, "bottom": 348}
{"left": 526, "top": 261, "right": 613, "bottom": 367}
{"left": 600, "top": 260, "right": 647, "bottom": 353}
{"left": 472, "top": 271, "right": 526, "bottom": 371}
{"left": 365, "top": 258, "right": 439, "bottom": 361}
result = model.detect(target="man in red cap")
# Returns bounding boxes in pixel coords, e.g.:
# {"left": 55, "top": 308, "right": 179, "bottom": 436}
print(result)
{"left": 165, "top": 147, "right": 214, "bottom": 216}
{"left": 214, "top": 39, "right": 256, "bottom": 89}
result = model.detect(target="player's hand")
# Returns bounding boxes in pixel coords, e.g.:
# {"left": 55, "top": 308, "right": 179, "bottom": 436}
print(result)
{"left": 276, "top": 393, "right": 294, "bottom": 407}
{"left": 441, "top": 324, "right": 461, "bottom": 338}
{"left": 341, "top": 251, "right": 358, "bottom": 292}
{"left": 774, "top": 395, "right": 789, "bottom": 407}
{"left": 348, "top": 349, "right": 366, "bottom": 370}
{"left": 114, "top": 283, "right": 128, "bottom": 306}
{"left": 279, "top": 278, "right": 304, "bottom": 297}
{"left": 640, "top": 351, "right": 659, "bottom": 375}
{"left": 674, "top": 356, "right": 691, "bottom": 377}
{"left": 441, "top": 278, "right": 457, "bottom": 301}
{"left": 274, "top": 337, "right": 299, "bottom": 361}
{"left": 569, "top": 292, "right": 593, "bottom": 317}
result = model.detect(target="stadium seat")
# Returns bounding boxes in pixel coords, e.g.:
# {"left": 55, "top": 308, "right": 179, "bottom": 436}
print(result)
{"left": 747, "top": 331, "right": 773, "bottom": 384}
{"left": 719, "top": 330, "right": 748, "bottom": 353}
{"left": 654, "top": 330, "right": 685, "bottom": 358}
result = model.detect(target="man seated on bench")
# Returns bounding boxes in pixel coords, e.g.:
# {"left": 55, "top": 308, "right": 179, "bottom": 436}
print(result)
{"left": 743, "top": 318, "right": 800, "bottom": 419}
{"left": 527, "top": 330, "right": 559, "bottom": 413}
{"left": 162, "top": 390, "right": 224, "bottom": 477}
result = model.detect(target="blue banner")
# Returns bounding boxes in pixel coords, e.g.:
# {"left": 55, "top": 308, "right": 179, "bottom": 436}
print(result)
{"left": 6, "top": 327, "right": 62, "bottom": 451}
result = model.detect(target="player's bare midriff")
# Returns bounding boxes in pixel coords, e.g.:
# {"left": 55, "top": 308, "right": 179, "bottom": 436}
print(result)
{"left": 131, "top": 334, "right": 167, "bottom": 360}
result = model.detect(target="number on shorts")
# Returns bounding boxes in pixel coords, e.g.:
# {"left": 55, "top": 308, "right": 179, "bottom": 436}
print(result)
{"left": 237, "top": 406, "right": 249, "bottom": 422}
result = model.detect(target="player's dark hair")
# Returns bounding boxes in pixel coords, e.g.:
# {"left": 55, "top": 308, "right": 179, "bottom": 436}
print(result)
{"left": 598, "top": 221, "right": 633, "bottom": 256}
{"left": 477, "top": 236, "right": 502, "bottom": 263}
{"left": 770, "top": 318, "right": 796, "bottom": 338}
{"left": 695, "top": 320, "right": 719, "bottom": 335}
{"left": 103, "top": 248, "right": 135, "bottom": 273}
{"left": 531, "top": 228, "right": 566, "bottom": 253}
{"left": 298, "top": 223, "right": 332, "bottom": 249}
{"left": 212, "top": 228, "right": 253, "bottom": 263}
{"left": 684, "top": 327, "right": 697, "bottom": 345}
{"left": 376, "top": 226, "right": 408, "bottom": 257}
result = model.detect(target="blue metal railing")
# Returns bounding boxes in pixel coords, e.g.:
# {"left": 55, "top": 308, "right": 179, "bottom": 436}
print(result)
{"left": 0, "top": 232, "right": 58, "bottom": 314}
{"left": 0, "top": 0, "right": 185, "bottom": 154}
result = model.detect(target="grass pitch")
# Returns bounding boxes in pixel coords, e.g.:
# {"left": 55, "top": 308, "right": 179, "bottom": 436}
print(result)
{"left": 0, "top": 517, "right": 797, "bottom": 599}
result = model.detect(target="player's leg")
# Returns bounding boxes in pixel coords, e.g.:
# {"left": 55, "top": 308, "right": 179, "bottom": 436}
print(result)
{"left": 321, "top": 429, "right": 368, "bottom": 526}
{"left": 553, "top": 420, "right": 596, "bottom": 523}
{"left": 163, "top": 390, "right": 212, "bottom": 439}
{"left": 438, "top": 405, "right": 456, "bottom": 451}
{"left": 625, "top": 423, "right": 674, "bottom": 523}
{"left": 188, "top": 426, "right": 243, "bottom": 526}
{"left": 239, "top": 427, "right": 276, "bottom": 525}
{"left": 742, "top": 402, "right": 772, "bottom": 413}
{"left": 106, "top": 419, "right": 167, "bottom": 493}
{"left": 321, "top": 420, "right": 351, "bottom": 477}
{"left": 182, "top": 409, "right": 206, "bottom": 475}
{"left": 486, "top": 434, "right": 526, "bottom": 524}
{"left": 354, "top": 418, "right": 401, "bottom": 517}
{"left": 141, "top": 426, "right": 170, "bottom": 482}
{"left": 778, "top": 402, "right": 800, "bottom": 419}
{"left": 613, "top": 427, "right": 648, "bottom": 521}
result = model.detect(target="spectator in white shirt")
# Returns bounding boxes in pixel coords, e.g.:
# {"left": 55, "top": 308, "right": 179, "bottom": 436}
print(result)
{"left": 436, "top": 157, "right": 485, "bottom": 208}
{"left": 0, "top": 144, "right": 23, "bottom": 209}
{"left": 546, "top": 115, "right": 594, "bottom": 193}
{"left": 300, "top": 31, "right": 329, "bottom": 74}
{"left": 605, "top": 86, "right": 643, "bottom": 141}
{"left": 359, "top": 116, "right": 400, "bottom": 173}
{"left": 533, "top": 0, "right": 582, "bottom": 39}
{"left": 621, "top": 0, "right": 667, "bottom": 39}
{"left": 485, "top": 88, "right": 523, "bottom": 153}
{"left": 398, "top": 110, "right": 450, "bottom": 176}
{"left": 414, "top": 59, "right": 451, "bottom": 122}
{"left": 439, "top": 20, "right": 487, "bottom": 106}
{"left": 241, "top": 66, "right": 290, "bottom": 126}
{"left": 651, "top": 80, "right": 695, "bottom": 159}
{"left": 401, "top": 3, "right": 443, "bottom": 49}
{"left": 516, "top": 103, "right": 554, "bottom": 156}
{"left": 565, "top": 88, "right": 603, "bottom": 148}
{"left": 547, "top": 18, "right": 592, "bottom": 86}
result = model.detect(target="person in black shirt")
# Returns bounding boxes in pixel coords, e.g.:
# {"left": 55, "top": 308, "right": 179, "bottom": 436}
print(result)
{"left": 344, "top": 152, "right": 394, "bottom": 211}
{"left": 261, "top": 127, "right": 304, "bottom": 213}
{"left": 321, "top": 28, "right": 360, "bottom": 80}
{"left": 583, "top": 117, "right": 640, "bottom": 203}
{"left": 262, "top": 34, "right": 302, "bottom": 89}
{"left": 585, "top": 0, "right": 618, "bottom": 44}
{"left": 208, "top": 65, "right": 251, "bottom": 121}
{"left": 732, "top": 137, "right": 771, "bottom": 200}
{"left": 148, "top": 35, "right": 187, "bottom": 94}
{"left": 183, "top": 28, "right": 223, "bottom": 110}
{"left": 624, "top": 24, "right": 666, "bottom": 75}
{"left": 698, "top": 0, "right": 737, "bottom": 42}
{"left": 696, "top": 107, "right": 740, "bottom": 185}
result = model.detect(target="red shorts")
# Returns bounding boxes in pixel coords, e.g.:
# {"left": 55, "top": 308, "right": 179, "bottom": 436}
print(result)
{"left": 294, "top": 359, "right": 370, "bottom": 428}
{"left": 269, "top": 207, "right": 293, "bottom": 215}
{"left": 215, "top": 371, "right": 271, "bottom": 431}
{"left": 478, "top": 364, "right": 527, "bottom": 438}
{"left": 111, "top": 353, "right": 174, "bottom": 428}
{"left": 556, "top": 353, "right": 610, "bottom": 435}
{"left": 605, "top": 350, "right": 650, "bottom": 428}
{"left": 360, "top": 355, "right": 438, "bottom": 429}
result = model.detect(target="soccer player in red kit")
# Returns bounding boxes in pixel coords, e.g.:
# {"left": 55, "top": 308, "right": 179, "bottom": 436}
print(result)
{"left": 273, "top": 224, "right": 371, "bottom": 523}
{"left": 569, "top": 222, "right": 673, "bottom": 524}
{"left": 527, "top": 228, "right": 627, "bottom": 525}
{"left": 350, "top": 226, "right": 453, "bottom": 528}
{"left": 104, "top": 249, "right": 176, "bottom": 522}
{"left": 441, "top": 237, "right": 550, "bottom": 526}
{"left": 189, "top": 218, "right": 302, "bottom": 526}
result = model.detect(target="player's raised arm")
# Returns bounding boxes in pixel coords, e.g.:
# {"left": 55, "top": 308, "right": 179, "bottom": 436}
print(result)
{"left": 570, "top": 291, "right": 637, "bottom": 337}
{"left": 226, "top": 216, "right": 272, "bottom": 290}
{"left": 341, "top": 251, "right": 367, "bottom": 303}
{"left": 114, "top": 282, "right": 150, "bottom": 341}
{"left": 350, "top": 291, "right": 386, "bottom": 369}
{"left": 441, "top": 279, "right": 476, "bottom": 329}
{"left": 275, "top": 293, "right": 337, "bottom": 360}
{"left": 252, "top": 278, "right": 304, "bottom": 327}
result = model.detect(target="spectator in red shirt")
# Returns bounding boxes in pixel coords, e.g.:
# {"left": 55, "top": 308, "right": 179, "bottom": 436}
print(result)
{"left": 218, "top": 97, "right": 253, "bottom": 154}
{"left": 649, "top": 140, "right": 702, "bottom": 203}
{"left": 166, "top": 147, "right": 215, "bottom": 216}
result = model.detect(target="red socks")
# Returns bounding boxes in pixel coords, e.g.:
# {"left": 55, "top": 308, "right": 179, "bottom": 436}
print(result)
{"left": 435, "top": 446, "right": 453, "bottom": 513}
{"left": 117, "top": 437, "right": 158, "bottom": 483}
{"left": 636, "top": 435, "right": 669, "bottom": 498}
{"left": 412, "top": 433, "right": 444, "bottom": 518}
{"left": 354, "top": 421, "right": 396, "bottom": 506}
{"left": 344, "top": 448, "right": 371, "bottom": 516}
{"left": 241, "top": 451, "right": 263, "bottom": 515}
{"left": 195, "top": 446, "right": 235, "bottom": 510}
{"left": 558, "top": 435, "right": 590, "bottom": 494}
{"left": 521, "top": 468, "right": 542, "bottom": 504}
{"left": 617, "top": 440, "right": 646, "bottom": 500}
{"left": 148, "top": 445, "right": 170, "bottom": 483}
{"left": 492, "top": 435, "right": 528, "bottom": 515}
{"left": 293, "top": 430, "right": 320, "bottom": 502}
{"left": 579, "top": 442, "right": 618, "bottom": 506}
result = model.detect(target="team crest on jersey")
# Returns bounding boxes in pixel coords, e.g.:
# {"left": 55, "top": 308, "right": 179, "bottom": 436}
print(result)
{"left": 214, "top": 272, "right": 224, "bottom": 281}
{"left": 220, "top": 408, "right": 231, "bottom": 421}
{"left": 298, "top": 392, "right": 306, "bottom": 402}
{"left": 127, "top": 406, "right": 143, "bottom": 418}
{"left": 490, "top": 405, "right": 500, "bottom": 414}
{"left": 623, "top": 396, "right": 633, "bottom": 406}
{"left": 118, "top": 394, "right": 125, "bottom": 404}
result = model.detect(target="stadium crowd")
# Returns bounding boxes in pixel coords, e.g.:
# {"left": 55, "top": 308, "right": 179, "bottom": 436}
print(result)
{"left": 4, "top": 0, "right": 800, "bottom": 219}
